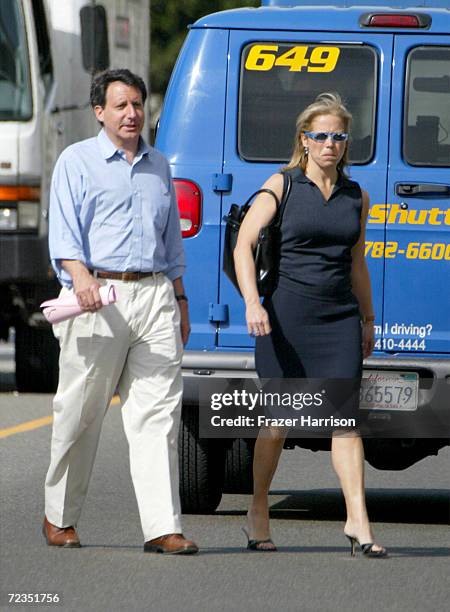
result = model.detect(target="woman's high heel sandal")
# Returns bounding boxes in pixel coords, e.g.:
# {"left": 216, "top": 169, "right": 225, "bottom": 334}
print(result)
{"left": 242, "top": 527, "right": 277, "bottom": 552}
{"left": 345, "top": 534, "right": 388, "bottom": 558}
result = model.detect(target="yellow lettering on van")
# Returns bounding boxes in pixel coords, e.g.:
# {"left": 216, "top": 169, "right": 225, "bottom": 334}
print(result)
{"left": 368, "top": 204, "right": 388, "bottom": 223}
{"left": 387, "top": 204, "right": 409, "bottom": 224}
{"left": 429, "top": 208, "right": 445, "bottom": 225}
{"left": 368, "top": 205, "right": 450, "bottom": 226}
{"left": 245, "top": 45, "right": 340, "bottom": 73}
{"left": 404, "top": 209, "right": 429, "bottom": 224}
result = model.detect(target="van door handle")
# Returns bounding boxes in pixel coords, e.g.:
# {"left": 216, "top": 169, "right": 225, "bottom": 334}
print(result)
{"left": 396, "top": 183, "right": 450, "bottom": 196}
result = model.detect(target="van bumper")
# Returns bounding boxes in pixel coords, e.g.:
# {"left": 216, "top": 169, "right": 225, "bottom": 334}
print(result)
{"left": 181, "top": 350, "right": 450, "bottom": 434}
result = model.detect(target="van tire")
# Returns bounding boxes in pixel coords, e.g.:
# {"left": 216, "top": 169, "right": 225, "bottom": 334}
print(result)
{"left": 223, "top": 438, "right": 254, "bottom": 494}
{"left": 178, "top": 405, "right": 225, "bottom": 514}
{"left": 15, "top": 323, "right": 59, "bottom": 393}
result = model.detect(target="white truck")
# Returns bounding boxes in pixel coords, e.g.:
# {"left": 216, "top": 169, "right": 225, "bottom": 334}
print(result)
{"left": 0, "top": 0, "right": 150, "bottom": 391}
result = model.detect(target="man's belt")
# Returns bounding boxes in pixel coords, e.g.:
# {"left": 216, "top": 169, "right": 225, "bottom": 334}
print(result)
{"left": 91, "top": 270, "right": 160, "bottom": 281}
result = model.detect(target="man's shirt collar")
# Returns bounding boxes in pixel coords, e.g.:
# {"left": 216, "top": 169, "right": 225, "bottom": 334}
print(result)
{"left": 97, "top": 128, "right": 151, "bottom": 161}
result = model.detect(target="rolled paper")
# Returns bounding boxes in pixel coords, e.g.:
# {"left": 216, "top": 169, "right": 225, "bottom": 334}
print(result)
{"left": 40, "top": 284, "right": 117, "bottom": 324}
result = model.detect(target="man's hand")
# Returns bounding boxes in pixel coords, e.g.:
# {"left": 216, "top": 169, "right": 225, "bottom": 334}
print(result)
{"left": 62, "top": 261, "right": 103, "bottom": 312}
{"left": 172, "top": 277, "right": 190, "bottom": 345}
{"left": 74, "top": 276, "right": 103, "bottom": 312}
{"left": 178, "top": 300, "right": 191, "bottom": 346}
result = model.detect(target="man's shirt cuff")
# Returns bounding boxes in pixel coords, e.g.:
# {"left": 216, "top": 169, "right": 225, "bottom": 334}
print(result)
{"left": 165, "top": 265, "right": 186, "bottom": 282}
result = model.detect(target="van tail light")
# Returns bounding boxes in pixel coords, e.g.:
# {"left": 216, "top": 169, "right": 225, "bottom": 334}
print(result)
{"left": 173, "top": 179, "right": 202, "bottom": 238}
{"left": 360, "top": 13, "right": 431, "bottom": 29}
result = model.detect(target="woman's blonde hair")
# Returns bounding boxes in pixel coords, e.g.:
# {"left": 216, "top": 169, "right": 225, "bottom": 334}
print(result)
{"left": 283, "top": 92, "right": 352, "bottom": 175}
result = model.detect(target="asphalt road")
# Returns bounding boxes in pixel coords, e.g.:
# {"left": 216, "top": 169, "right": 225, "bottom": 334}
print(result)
{"left": 0, "top": 345, "right": 449, "bottom": 612}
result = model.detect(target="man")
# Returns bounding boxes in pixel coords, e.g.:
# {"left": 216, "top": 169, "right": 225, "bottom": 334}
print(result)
{"left": 43, "top": 69, "right": 198, "bottom": 554}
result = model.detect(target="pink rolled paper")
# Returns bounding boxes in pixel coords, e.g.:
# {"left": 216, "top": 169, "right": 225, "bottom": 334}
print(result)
{"left": 40, "top": 284, "right": 117, "bottom": 324}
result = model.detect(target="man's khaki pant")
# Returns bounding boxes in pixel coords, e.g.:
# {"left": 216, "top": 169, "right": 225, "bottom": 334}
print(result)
{"left": 45, "top": 274, "right": 183, "bottom": 541}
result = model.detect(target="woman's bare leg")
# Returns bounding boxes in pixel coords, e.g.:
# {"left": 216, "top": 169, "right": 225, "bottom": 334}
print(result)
{"left": 246, "top": 426, "right": 287, "bottom": 548}
{"left": 331, "top": 432, "right": 385, "bottom": 552}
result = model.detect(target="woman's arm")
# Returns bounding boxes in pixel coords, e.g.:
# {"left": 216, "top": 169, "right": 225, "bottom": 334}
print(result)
{"left": 351, "top": 189, "right": 375, "bottom": 358}
{"left": 233, "top": 173, "right": 284, "bottom": 336}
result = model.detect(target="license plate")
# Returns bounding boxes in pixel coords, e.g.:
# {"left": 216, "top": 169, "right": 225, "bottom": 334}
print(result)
{"left": 360, "top": 371, "right": 419, "bottom": 411}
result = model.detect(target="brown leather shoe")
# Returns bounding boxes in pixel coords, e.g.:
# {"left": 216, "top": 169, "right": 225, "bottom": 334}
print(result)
{"left": 144, "top": 533, "right": 198, "bottom": 555}
{"left": 42, "top": 517, "right": 81, "bottom": 548}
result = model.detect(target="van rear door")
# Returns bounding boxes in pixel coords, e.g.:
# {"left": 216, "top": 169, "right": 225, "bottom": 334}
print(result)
{"left": 156, "top": 29, "right": 230, "bottom": 351}
{"left": 219, "top": 30, "right": 393, "bottom": 349}
{"left": 384, "top": 36, "right": 450, "bottom": 355}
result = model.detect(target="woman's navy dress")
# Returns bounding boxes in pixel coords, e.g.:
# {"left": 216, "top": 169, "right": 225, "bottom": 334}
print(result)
{"left": 255, "top": 167, "right": 363, "bottom": 421}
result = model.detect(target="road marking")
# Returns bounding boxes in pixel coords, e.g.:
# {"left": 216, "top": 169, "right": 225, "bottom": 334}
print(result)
{"left": 0, "top": 396, "right": 121, "bottom": 439}
{"left": 0, "top": 415, "right": 53, "bottom": 439}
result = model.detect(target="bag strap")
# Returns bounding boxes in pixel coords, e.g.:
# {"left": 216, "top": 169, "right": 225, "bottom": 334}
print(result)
{"left": 236, "top": 173, "right": 292, "bottom": 218}
{"left": 274, "top": 171, "right": 292, "bottom": 228}
{"left": 241, "top": 187, "right": 281, "bottom": 213}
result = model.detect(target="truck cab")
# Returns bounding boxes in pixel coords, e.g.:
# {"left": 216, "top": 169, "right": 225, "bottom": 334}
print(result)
{"left": 0, "top": 0, "right": 150, "bottom": 391}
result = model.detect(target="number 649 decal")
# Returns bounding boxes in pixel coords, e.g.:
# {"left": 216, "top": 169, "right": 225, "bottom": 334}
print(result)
{"left": 245, "top": 44, "right": 340, "bottom": 73}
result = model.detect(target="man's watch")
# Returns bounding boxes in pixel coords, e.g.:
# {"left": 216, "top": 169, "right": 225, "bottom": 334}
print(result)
{"left": 175, "top": 294, "right": 188, "bottom": 303}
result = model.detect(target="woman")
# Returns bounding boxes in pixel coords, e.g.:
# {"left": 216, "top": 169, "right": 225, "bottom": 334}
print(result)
{"left": 234, "top": 93, "right": 387, "bottom": 558}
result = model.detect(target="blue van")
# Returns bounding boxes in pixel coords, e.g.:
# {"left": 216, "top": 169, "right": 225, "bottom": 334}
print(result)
{"left": 156, "top": 0, "right": 450, "bottom": 512}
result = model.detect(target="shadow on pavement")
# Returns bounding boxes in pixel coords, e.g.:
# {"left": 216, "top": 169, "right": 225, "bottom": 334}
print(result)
{"left": 217, "top": 488, "right": 450, "bottom": 525}
{"left": 197, "top": 545, "right": 450, "bottom": 558}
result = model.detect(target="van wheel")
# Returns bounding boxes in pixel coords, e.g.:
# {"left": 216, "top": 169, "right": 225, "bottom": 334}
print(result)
{"left": 223, "top": 438, "right": 254, "bottom": 494}
{"left": 178, "top": 405, "right": 225, "bottom": 514}
{"left": 15, "top": 323, "right": 59, "bottom": 393}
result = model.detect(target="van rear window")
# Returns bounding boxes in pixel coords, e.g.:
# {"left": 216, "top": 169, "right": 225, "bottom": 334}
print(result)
{"left": 404, "top": 46, "right": 450, "bottom": 167}
{"left": 238, "top": 43, "right": 376, "bottom": 164}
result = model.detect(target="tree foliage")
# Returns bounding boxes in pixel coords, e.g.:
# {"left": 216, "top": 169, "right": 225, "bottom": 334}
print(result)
{"left": 151, "top": 1, "right": 259, "bottom": 96}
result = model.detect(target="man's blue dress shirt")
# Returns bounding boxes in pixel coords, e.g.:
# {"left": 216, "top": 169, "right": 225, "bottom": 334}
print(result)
{"left": 49, "top": 129, "right": 185, "bottom": 288}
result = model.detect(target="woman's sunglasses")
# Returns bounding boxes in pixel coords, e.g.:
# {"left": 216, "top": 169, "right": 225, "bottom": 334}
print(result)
{"left": 304, "top": 131, "right": 349, "bottom": 142}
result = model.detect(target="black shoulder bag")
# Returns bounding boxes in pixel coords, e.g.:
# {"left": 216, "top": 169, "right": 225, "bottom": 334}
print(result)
{"left": 222, "top": 171, "right": 292, "bottom": 297}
